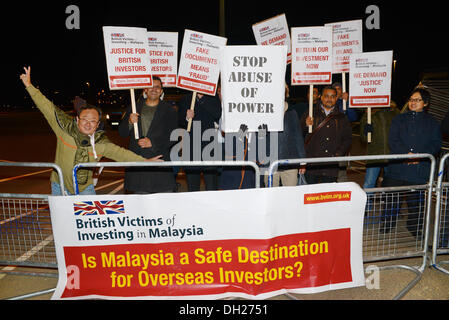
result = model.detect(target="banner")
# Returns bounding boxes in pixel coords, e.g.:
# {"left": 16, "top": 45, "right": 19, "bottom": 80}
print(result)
{"left": 349, "top": 50, "right": 393, "bottom": 107}
{"left": 291, "top": 26, "right": 333, "bottom": 85}
{"left": 49, "top": 182, "right": 366, "bottom": 300}
{"left": 177, "top": 30, "right": 227, "bottom": 96}
{"left": 252, "top": 13, "right": 292, "bottom": 64}
{"left": 220, "top": 45, "right": 287, "bottom": 133}
{"left": 325, "top": 20, "right": 363, "bottom": 73}
{"left": 147, "top": 32, "right": 178, "bottom": 87}
{"left": 103, "top": 26, "right": 152, "bottom": 90}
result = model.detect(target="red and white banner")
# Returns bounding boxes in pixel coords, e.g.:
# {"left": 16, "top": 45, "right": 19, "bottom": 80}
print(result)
{"left": 177, "top": 30, "right": 227, "bottom": 96}
{"left": 147, "top": 32, "right": 178, "bottom": 87}
{"left": 49, "top": 182, "right": 366, "bottom": 300}
{"left": 252, "top": 13, "right": 292, "bottom": 64}
{"left": 103, "top": 26, "right": 152, "bottom": 90}
{"left": 291, "top": 26, "right": 333, "bottom": 85}
{"left": 325, "top": 20, "right": 363, "bottom": 73}
{"left": 349, "top": 51, "right": 393, "bottom": 107}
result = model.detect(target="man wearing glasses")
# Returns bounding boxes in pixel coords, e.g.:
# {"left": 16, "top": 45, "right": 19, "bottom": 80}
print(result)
{"left": 20, "top": 66, "right": 163, "bottom": 196}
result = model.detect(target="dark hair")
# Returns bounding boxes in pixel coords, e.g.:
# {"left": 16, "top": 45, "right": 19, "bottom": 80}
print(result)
{"left": 321, "top": 85, "right": 337, "bottom": 95}
{"left": 77, "top": 104, "right": 102, "bottom": 119}
{"left": 410, "top": 87, "right": 431, "bottom": 106}
{"left": 153, "top": 76, "right": 163, "bottom": 87}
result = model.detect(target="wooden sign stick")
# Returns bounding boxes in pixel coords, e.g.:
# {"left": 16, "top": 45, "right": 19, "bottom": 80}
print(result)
{"left": 187, "top": 91, "right": 197, "bottom": 132}
{"left": 308, "top": 84, "right": 314, "bottom": 133}
{"left": 342, "top": 72, "right": 347, "bottom": 111}
{"left": 130, "top": 89, "right": 139, "bottom": 140}
{"left": 367, "top": 107, "right": 372, "bottom": 143}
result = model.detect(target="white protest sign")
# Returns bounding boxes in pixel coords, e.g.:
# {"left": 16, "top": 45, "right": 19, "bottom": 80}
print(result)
{"left": 349, "top": 51, "right": 392, "bottom": 108}
{"left": 325, "top": 20, "right": 363, "bottom": 73}
{"left": 147, "top": 32, "right": 178, "bottom": 87}
{"left": 220, "top": 45, "right": 287, "bottom": 133}
{"left": 291, "top": 26, "right": 333, "bottom": 85}
{"left": 252, "top": 13, "right": 292, "bottom": 64}
{"left": 103, "top": 26, "right": 152, "bottom": 90}
{"left": 177, "top": 29, "right": 227, "bottom": 96}
{"left": 49, "top": 182, "right": 366, "bottom": 300}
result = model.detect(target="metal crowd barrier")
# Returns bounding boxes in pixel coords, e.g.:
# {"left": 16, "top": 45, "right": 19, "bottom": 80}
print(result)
{"left": 0, "top": 162, "right": 64, "bottom": 270}
{"left": 268, "top": 153, "right": 436, "bottom": 300}
{"left": 432, "top": 153, "right": 449, "bottom": 275}
{"left": 0, "top": 162, "right": 64, "bottom": 299}
{"left": 72, "top": 160, "right": 261, "bottom": 194}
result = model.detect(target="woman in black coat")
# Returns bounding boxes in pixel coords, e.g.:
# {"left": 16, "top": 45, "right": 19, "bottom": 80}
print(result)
{"left": 381, "top": 87, "right": 442, "bottom": 236}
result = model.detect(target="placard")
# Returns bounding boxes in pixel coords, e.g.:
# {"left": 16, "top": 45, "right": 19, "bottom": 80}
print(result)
{"left": 252, "top": 13, "right": 292, "bottom": 64}
{"left": 103, "top": 26, "right": 152, "bottom": 90}
{"left": 349, "top": 51, "right": 393, "bottom": 107}
{"left": 49, "top": 182, "right": 366, "bottom": 300}
{"left": 147, "top": 32, "right": 178, "bottom": 87}
{"left": 325, "top": 20, "right": 363, "bottom": 73}
{"left": 220, "top": 45, "right": 287, "bottom": 133}
{"left": 177, "top": 30, "right": 227, "bottom": 96}
{"left": 291, "top": 26, "right": 333, "bottom": 85}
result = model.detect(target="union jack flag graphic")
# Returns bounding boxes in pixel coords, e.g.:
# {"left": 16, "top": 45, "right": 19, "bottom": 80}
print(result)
{"left": 73, "top": 200, "right": 125, "bottom": 216}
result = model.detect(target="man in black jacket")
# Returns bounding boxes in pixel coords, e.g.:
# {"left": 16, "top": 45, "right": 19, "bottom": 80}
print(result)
{"left": 300, "top": 86, "right": 352, "bottom": 184}
{"left": 118, "top": 77, "right": 178, "bottom": 194}
{"left": 178, "top": 91, "right": 222, "bottom": 191}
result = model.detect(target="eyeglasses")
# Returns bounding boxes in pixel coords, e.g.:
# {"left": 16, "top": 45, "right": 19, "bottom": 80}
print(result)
{"left": 79, "top": 118, "right": 99, "bottom": 125}
{"left": 409, "top": 98, "right": 423, "bottom": 103}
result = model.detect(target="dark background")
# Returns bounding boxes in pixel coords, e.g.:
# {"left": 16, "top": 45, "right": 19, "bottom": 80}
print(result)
{"left": 1, "top": 0, "right": 448, "bottom": 108}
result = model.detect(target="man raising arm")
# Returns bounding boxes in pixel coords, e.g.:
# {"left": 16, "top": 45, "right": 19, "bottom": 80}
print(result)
{"left": 20, "top": 66, "right": 163, "bottom": 195}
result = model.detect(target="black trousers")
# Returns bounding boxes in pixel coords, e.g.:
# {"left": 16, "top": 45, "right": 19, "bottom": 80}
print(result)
{"left": 185, "top": 168, "right": 218, "bottom": 192}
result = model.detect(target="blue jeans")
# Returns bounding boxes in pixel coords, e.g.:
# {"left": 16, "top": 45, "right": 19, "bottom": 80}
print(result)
{"left": 363, "top": 167, "right": 381, "bottom": 189}
{"left": 51, "top": 182, "right": 96, "bottom": 196}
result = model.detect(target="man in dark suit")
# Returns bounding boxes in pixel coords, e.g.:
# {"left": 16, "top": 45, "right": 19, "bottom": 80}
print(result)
{"left": 118, "top": 77, "right": 178, "bottom": 193}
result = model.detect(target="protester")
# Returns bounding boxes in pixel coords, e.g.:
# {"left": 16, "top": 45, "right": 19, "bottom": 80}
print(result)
{"left": 262, "top": 83, "right": 307, "bottom": 187}
{"left": 360, "top": 101, "right": 399, "bottom": 189}
{"left": 19, "top": 66, "right": 163, "bottom": 195}
{"left": 332, "top": 82, "right": 359, "bottom": 122}
{"left": 178, "top": 91, "right": 222, "bottom": 191}
{"left": 118, "top": 77, "right": 178, "bottom": 194}
{"left": 380, "top": 87, "right": 442, "bottom": 236}
{"left": 290, "top": 86, "right": 320, "bottom": 121}
{"left": 300, "top": 86, "right": 352, "bottom": 184}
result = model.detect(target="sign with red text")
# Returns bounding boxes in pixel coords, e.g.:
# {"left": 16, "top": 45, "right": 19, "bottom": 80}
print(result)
{"left": 103, "top": 26, "right": 152, "bottom": 90}
{"left": 325, "top": 20, "right": 363, "bottom": 73}
{"left": 252, "top": 13, "right": 292, "bottom": 64}
{"left": 349, "top": 51, "right": 393, "bottom": 107}
{"left": 291, "top": 26, "right": 333, "bottom": 85}
{"left": 177, "top": 30, "right": 227, "bottom": 96}
{"left": 220, "top": 45, "right": 287, "bottom": 133}
{"left": 147, "top": 32, "right": 178, "bottom": 87}
{"left": 49, "top": 182, "right": 366, "bottom": 300}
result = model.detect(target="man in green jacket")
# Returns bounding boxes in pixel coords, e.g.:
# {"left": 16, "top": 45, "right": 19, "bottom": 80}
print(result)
{"left": 20, "top": 66, "right": 162, "bottom": 195}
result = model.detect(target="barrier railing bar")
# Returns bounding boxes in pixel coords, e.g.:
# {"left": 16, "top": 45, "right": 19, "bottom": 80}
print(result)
{"left": 72, "top": 161, "right": 261, "bottom": 195}
{"left": 0, "top": 162, "right": 64, "bottom": 197}
{"left": 432, "top": 152, "right": 449, "bottom": 275}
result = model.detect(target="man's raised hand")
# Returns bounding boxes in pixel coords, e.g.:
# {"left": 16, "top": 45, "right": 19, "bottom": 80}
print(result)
{"left": 20, "top": 66, "right": 31, "bottom": 88}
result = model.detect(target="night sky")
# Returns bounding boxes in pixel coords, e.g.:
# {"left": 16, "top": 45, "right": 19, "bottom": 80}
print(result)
{"left": 2, "top": 0, "right": 448, "bottom": 107}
